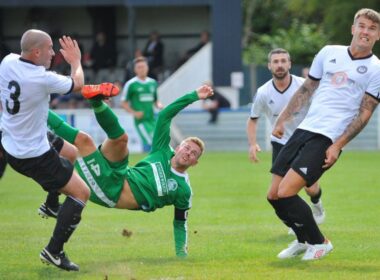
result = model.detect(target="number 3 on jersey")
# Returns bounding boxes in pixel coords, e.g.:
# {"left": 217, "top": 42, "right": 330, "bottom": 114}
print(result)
{"left": 6, "top": 80, "right": 21, "bottom": 115}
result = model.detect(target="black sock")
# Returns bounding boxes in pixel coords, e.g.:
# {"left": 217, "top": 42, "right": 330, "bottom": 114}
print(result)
{"left": 280, "top": 195, "right": 325, "bottom": 244}
{"left": 47, "top": 196, "right": 85, "bottom": 254}
{"left": 45, "top": 191, "right": 61, "bottom": 209}
{"left": 310, "top": 187, "right": 322, "bottom": 204}
{"left": 268, "top": 198, "right": 308, "bottom": 243}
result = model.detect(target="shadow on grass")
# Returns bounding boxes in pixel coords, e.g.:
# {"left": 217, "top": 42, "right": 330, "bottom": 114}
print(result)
{"left": 37, "top": 266, "right": 83, "bottom": 279}
{"left": 269, "top": 259, "right": 380, "bottom": 274}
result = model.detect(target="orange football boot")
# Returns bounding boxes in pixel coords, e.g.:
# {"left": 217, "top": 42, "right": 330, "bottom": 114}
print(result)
{"left": 81, "top": 82, "right": 120, "bottom": 99}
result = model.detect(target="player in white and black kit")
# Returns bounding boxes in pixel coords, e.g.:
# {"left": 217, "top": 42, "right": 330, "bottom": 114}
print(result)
{"left": 270, "top": 9, "right": 380, "bottom": 261}
{"left": 246, "top": 48, "right": 325, "bottom": 235}
{"left": 0, "top": 29, "right": 90, "bottom": 271}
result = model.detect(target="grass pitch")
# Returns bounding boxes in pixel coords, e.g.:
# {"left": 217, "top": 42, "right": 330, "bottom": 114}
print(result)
{"left": 1, "top": 151, "right": 380, "bottom": 279}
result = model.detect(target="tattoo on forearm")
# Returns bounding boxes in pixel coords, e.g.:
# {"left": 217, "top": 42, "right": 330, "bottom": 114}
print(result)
{"left": 343, "top": 95, "right": 379, "bottom": 142}
{"left": 281, "top": 79, "right": 318, "bottom": 121}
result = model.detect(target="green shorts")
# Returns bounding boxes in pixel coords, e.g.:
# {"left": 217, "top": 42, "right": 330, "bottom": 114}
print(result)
{"left": 75, "top": 149, "right": 129, "bottom": 208}
{"left": 135, "top": 119, "right": 156, "bottom": 146}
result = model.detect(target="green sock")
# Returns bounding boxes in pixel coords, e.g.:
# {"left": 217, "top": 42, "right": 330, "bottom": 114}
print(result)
{"left": 48, "top": 110, "right": 79, "bottom": 144}
{"left": 88, "top": 100, "right": 125, "bottom": 139}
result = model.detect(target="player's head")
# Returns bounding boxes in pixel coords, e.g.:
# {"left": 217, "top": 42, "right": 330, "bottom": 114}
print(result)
{"left": 173, "top": 137, "right": 205, "bottom": 171}
{"left": 267, "top": 48, "right": 291, "bottom": 80}
{"left": 351, "top": 8, "right": 380, "bottom": 50}
{"left": 133, "top": 56, "right": 149, "bottom": 78}
{"left": 20, "top": 29, "right": 55, "bottom": 69}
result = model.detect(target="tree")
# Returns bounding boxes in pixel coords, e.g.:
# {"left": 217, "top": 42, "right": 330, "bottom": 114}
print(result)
{"left": 244, "top": 19, "right": 327, "bottom": 65}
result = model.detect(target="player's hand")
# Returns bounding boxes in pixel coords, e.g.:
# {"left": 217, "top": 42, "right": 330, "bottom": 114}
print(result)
{"left": 272, "top": 122, "right": 285, "bottom": 139}
{"left": 323, "top": 144, "right": 340, "bottom": 169}
{"left": 134, "top": 111, "right": 144, "bottom": 119}
{"left": 155, "top": 101, "right": 164, "bottom": 110}
{"left": 59, "top": 35, "right": 81, "bottom": 66}
{"left": 248, "top": 143, "right": 261, "bottom": 163}
{"left": 196, "top": 85, "right": 214, "bottom": 100}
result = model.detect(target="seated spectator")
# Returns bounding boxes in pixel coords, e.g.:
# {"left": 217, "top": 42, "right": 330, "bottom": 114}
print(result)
{"left": 143, "top": 31, "right": 164, "bottom": 80}
{"left": 176, "top": 31, "right": 210, "bottom": 69}
{"left": 202, "top": 81, "right": 230, "bottom": 124}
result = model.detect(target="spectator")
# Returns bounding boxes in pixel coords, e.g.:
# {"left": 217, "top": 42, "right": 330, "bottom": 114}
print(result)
{"left": 90, "top": 31, "right": 117, "bottom": 73}
{"left": 176, "top": 31, "right": 210, "bottom": 69}
{"left": 202, "top": 81, "right": 230, "bottom": 124}
{"left": 143, "top": 31, "right": 164, "bottom": 80}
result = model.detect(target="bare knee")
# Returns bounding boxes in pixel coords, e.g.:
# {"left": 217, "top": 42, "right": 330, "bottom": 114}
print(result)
{"left": 116, "top": 133, "right": 128, "bottom": 146}
{"left": 113, "top": 133, "right": 129, "bottom": 152}
{"left": 74, "top": 131, "right": 96, "bottom": 153}
{"left": 277, "top": 182, "right": 291, "bottom": 198}
{"left": 267, "top": 185, "right": 279, "bottom": 200}
{"left": 304, "top": 182, "right": 320, "bottom": 197}
{"left": 61, "top": 173, "right": 90, "bottom": 202}
{"left": 60, "top": 142, "right": 79, "bottom": 164}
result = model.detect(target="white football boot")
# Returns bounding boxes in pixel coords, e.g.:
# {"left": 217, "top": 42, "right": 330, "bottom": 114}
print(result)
{"left": 277, "top": 240, "right": 308, "bottom": 259}
{"left": 311, "top": 200, "right": 325, "bottom": 225}
{"left": 301, "top": 240, "right": 333, "bottom": 261}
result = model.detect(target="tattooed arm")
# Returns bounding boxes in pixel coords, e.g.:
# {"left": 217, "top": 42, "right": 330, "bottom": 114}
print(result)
{"left": 272, "top": 78, "right": 319, "bottom": 138}
{"left": 323, "top": 94, "right": 379, "bottom": 168}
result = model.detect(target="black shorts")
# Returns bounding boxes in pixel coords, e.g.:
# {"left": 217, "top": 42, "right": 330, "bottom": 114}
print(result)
{"left": 271, "top": 129, "right": 333, "bottom": 187}
{"left": 271, "top": 141, "right": 284, "bottom": 165}
{"left": 47, "top": 131, "right": 64, "bottom": 153}
{"left": 0, "top": 131, "right": 6, "bottom": 177}
{"left": 5, "top": 147, "right": 73, "bottom": 191}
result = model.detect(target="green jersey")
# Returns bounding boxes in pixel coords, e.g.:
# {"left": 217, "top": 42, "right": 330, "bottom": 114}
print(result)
{"left": 127, "top": 91, "right": 199, "bottom": 212}
{"left": 127, "top": 91, "right": 199, "bottom": 257}
{"left": 122, "top": 76, "right": 158, "bottom": 123}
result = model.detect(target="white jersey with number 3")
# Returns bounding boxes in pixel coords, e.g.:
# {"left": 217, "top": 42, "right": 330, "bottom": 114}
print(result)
{"left": 0, "top": 53, "right": 73, "bottom": 158}
{"left": 299, "top": 45, "right": 380, "bottom": 142}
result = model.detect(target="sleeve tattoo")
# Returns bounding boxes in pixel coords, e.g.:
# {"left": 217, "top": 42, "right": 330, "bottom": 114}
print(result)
{"left": 341, "top": 94, "right": 379, "bottom": 143}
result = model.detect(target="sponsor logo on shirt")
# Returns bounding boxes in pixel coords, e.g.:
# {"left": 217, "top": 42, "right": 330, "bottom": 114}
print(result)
{"left": 139, "top": 93, "right": 154, "bottom": 102}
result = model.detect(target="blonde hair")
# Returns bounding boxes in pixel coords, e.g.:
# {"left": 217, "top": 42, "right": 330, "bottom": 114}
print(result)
{"left": 354, "top": 8, "right": 380, "bottom": 25}
{"left": 181, "top": 137, "right": 205, "bottom": 156}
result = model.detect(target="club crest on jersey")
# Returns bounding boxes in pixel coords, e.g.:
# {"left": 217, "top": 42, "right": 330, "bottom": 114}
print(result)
{"left": 167, "top": 179, "right": 178, "bottom": 192}
{"left": 356, "top": 66, "right": 367, "bottom": 74}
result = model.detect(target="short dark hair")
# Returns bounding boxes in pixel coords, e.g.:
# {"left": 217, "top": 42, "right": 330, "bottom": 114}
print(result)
{"left": 267, "top": 48, "right": 290, "bottom": 62}
{"left": 133, "top": 56, "right": 148, "bottom": 65}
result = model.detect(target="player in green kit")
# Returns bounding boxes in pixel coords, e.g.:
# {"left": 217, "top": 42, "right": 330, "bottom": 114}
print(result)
{"left": 121, "top": 56, "right": 163, "bottom": 152}
{"left": 46, "top": 83, "right": 213, "bottom": 257}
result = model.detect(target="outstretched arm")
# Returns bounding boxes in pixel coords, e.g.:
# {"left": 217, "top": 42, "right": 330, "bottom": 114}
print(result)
{"left": 152, "top": 85, "right": 213, "bottom": 151}
{"left": 323, "top": 94, "right": 379, "bottom": 168}
{"left": 272, "top": 78, "right": 319, "bottom": 138}
{"left": 173, "top": 208, "right": 189, "bottom": 257}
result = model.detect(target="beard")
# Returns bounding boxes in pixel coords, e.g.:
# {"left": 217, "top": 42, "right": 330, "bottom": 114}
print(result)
{"left": 272, "top": 70, "right": 289, "bottom": 80}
